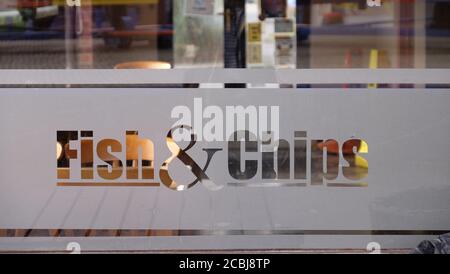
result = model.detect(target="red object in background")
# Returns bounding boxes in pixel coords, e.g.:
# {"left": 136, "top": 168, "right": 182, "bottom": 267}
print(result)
{"left": 343, "top": 48, "right": 363, "bottom": 88}
{"left": 317, "top": 139, "right": 361, "bottom": 155}
{"left": 322, "top": 12, "right": 344, "bottom": 25}
{"left": 17, "top": 0, "right": 52, "bottom": 8}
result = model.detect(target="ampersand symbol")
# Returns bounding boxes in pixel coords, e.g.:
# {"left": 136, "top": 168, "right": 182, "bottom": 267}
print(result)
{"left": 159, "top": 125, "right": 223, "bottom": 191}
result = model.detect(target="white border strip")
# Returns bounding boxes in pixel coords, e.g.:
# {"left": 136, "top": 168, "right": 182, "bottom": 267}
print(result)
{"left": 0, "top": 69, "right": 449, "bottom": 85}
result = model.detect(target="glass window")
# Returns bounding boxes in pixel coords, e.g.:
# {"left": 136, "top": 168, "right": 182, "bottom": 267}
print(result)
{"left": 0, "top": 0, "right": 448, "bottom": 70}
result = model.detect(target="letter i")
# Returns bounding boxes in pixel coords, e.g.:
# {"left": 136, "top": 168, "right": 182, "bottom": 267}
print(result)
{"left": 80, "top": 131, "right": 94, "bottom": 179}
{"left": 294, "top": 131, "right": 307, "bottom": 179}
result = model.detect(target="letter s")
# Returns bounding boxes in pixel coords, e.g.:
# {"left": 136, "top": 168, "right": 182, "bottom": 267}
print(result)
{"left": 342, "top": 139, "right": 368, "bottom": 181}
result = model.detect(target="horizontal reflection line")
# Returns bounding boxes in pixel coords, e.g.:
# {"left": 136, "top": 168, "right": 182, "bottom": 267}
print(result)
{"left": 1, "top": 69, "right": 449, "bottom": 85}
{"left": 327, "top": 182, "right": 368, "bottom": 187}
{"left": 1, "top": 229, "right": 448, "bottom": 237}
{"left": 57, "top": 182, "right": 160, "bottom": 187}
{"left": 228, "top": 182, "right": 307, "bottom": 187}
{"left": 228, "top": 182, "right": 367, "bottom": 187}
{"left": 58, "top": 182, "right": 366, "bottom": 187}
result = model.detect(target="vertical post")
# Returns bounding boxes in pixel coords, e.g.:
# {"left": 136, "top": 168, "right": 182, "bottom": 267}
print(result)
{"left": 397, "top": 0, "right": 415, "bottom": 69}
{"left": 76, "top": 0, "right": 93, "bottom": 69}
{"left": 64, "top": 2, "right": 75, "bottom": 71}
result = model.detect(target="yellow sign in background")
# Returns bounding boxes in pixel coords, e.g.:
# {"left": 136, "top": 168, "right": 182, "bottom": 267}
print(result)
{"left": 247, "top": 22, "right": 261, "bottom": 43}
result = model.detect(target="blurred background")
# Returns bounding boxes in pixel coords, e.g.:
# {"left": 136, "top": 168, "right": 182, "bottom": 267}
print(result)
{"left": 0, "top": 0, "right": 448, "bottom": 70}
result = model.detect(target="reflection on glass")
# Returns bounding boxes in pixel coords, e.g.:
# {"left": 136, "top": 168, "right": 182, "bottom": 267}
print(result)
{"left": 174, "top": 0, "right": 224, "bottom": 68}
{"left": 0, "top": 0, "right": 448, "bottom": 69}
